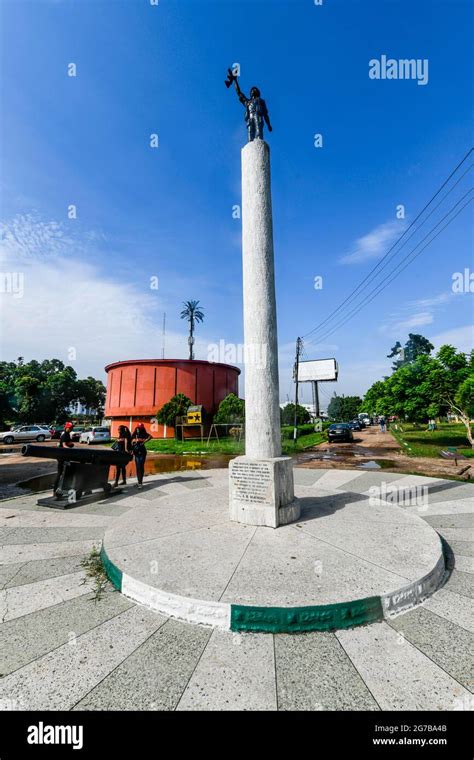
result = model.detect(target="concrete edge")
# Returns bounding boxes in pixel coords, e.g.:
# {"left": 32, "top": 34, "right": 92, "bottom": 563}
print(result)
{"left": 100, "top": 539, "right": 447, "bottom": 633}
{"left": 381, "top": 547, "right": 447, "bottom": 618}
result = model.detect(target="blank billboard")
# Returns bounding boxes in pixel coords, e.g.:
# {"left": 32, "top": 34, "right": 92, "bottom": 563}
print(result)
{"left": 298, "top": 358, "right": 338, "bottom": 382}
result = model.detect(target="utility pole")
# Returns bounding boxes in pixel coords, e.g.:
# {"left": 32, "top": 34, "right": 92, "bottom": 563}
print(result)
{"left": 312, "top": 380, "right": 320, "bottom": 428}
{"left": 293, "top": 337, "right": 303, "bottom": 442}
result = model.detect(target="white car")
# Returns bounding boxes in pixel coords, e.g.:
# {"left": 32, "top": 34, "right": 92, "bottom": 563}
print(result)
{"left": 79, "top": 427, "right": 112, "bottom": 445}
{"left": 0, "top": 425, "right": 52, "bottom": 444}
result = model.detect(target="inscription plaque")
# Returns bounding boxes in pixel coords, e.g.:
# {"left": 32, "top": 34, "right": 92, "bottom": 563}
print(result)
{"left": 231, "top": 461, "right": 271, "bottom": 504}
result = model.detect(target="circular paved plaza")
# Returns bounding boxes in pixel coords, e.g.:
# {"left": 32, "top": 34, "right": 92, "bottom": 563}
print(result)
{"left": 0, "top": 467, "right": 473, "bottom": 711}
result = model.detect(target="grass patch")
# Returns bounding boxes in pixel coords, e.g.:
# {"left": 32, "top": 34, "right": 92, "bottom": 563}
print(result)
{"left": 145, "top": 438, "right": 244, "bottom": 455}
{"left": 391, "top": 422, "right": 472, "bottom": 459}
{"left": 81, "top": 546, "right": 110, "bottom": 601}
{"left": 282, "top": 431, "right": 326, "bottom": 453}
{"left": 144, "top": 427, "right": 327, "bottom": 456}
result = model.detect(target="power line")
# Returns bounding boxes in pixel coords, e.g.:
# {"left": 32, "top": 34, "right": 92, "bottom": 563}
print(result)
{"left": 302, "top": 148, "right": 473, "bottom": 341}
{"left": 305, "top": 194, "right": 473, "bottom": 346}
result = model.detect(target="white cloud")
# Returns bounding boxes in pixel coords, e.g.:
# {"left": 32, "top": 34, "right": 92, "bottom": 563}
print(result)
{"left": 408, "top": 291, "right": 454, "bottom": 309}
{"left": 389, "top": 311, "right": 434, "bottom": 333}
{"left": 0, "top": 212, "right": 229, "bottom": 381}
{"left": 0, "top": 255, "right": 194, "bottom": 379}
{"left": 340, "top": 219, "right": 407, "bottom": 265}
{"left": 0, "top": 213, "right": 74, "bottom": 259}
{"left": 429, "top": 325, "right": 474, "bottom": 354}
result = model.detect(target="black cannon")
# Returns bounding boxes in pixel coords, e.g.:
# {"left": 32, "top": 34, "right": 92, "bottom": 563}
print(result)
{"left": 22, "top": 444, "right": 132, "bottom": 505}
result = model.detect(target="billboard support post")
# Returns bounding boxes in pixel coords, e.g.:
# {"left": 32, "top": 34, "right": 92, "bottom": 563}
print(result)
{"left": 293, "top": 337, "right": 303, "bottom": 442}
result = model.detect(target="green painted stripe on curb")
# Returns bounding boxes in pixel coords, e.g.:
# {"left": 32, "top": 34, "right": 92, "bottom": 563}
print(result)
{"left": 231, "top": 596, "right": 383, "bottom": 633}
{"left": 100, "top": 545, "right": 123, "bottom": 591}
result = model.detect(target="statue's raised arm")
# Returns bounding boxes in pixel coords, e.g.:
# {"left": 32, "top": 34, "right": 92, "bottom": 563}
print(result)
{"left": 225, "top": 68, "right": 272, "bottom": 142}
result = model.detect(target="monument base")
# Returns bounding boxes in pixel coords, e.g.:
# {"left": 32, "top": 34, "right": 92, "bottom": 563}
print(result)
{"left": 229, "top": 455, "right": 300, "bottom": 528}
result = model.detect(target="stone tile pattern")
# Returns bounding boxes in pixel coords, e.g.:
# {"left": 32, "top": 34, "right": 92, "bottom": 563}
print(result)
{"left": 0, "top": 469, "right": 472, "bottom": 710}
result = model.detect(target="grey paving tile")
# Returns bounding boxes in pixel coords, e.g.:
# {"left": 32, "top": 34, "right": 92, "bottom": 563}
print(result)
{"left": 454, "top": 555, "right": 474, "bottom": 574}
{"left": 449, "top": 540, "right": 474, "bottom": 557}
{"left": 337, "top": 621, "right": 470, "bottom": 710}
{"left": 422, "top": 587, "right": 474, "bottom": 633}
{"left": 0, "top": 563, "right": 25, "bottom": 589}
{"left": 0, "top": 526, "right": 104, "bottom": 545}
{"left": 64, "top": 502, "right": 134, "bottom": 517}
{"left": 0, "top": 591, "right": 133, "bottom": 675}
{"left": 75, "top": 618, "right": 211, "bottom": 710}
{"left": 435, "top": 527, "right": 472, "bottom": 543}
{"left": 444, "top": 570, "right": 474, "bottom": 599}
{"left": 136, "top": 490, "right": 167, "bottom": 501}
{"left": 0, "top": 605, "right": 166, "bottom": 710}
{"left": 342, "top": 472, "right": 403, "bottom": 494}
{"left": 422, "top": 483, "right": 474, "bottom": 504}
{"left": 389, "top": 607, "right": 474, "bottom": 692}
{"left": 0, "top": 539, "right": 101, "bottom": 564}
{"left": 180, "top": 479, "right": 211, "bottom": 490}
{"left": 424, "top": 514, "right": 474, "bottom": 530}
{"left": 3, "top": 555, "right": 85, "bottom": 589}
{"left": 293, "top": 469, "right": 328, "bottom": 487}
{"left": 0, "top": 571, "right": 93, "bottom": 621}
{"left": 275, "top": 632, "right": 379, "bottom": 711}
{"left": 177, "top": 628, "right": 276, "bottom": 711}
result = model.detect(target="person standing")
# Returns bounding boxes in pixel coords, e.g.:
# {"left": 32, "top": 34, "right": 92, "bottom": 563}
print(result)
{"left": 53, "top": 421, "right": 74, "bottom": 497}
{"left": 131, "top": 423, "right": 152, "bottom": 489}
{"left": 379, "top": 416, "right": 386, "bottom": 433}
{"left": 113, "top": 425, "right": 132, "bottom": 487}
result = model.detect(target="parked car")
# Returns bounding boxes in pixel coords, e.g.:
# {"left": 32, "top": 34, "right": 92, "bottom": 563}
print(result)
{"left": 327, "top": 423, "right": 354, "bottom": 443}
{"left": 0, "top": 425, "right": 52, "bottom": 444}
{"left": 79, "top": 427, "right": 112, "bottom": 445}
{"left": 349, "top": 420, "right": 362, "bottom": 431}
{"left": 70, "top": 425, "right": 86, "bottom": 442}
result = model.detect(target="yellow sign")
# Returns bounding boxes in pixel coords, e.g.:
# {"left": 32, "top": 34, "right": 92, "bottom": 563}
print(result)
{"left": 186, "top": 410, "right": 202, "bottom": 424}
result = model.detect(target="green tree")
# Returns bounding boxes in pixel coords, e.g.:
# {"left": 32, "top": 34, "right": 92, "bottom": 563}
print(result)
{"left": 327, "top": 395, "right": 363, "bottom": 421}
{"left": 76, "top": 377, "right": 106, "bottom": 416}
{"left": 214, "top": 393, "right": 245, "bottom": 424}
{"left": 180, "top": 300, "right": 205, "bottom": 360}
{"left": 0, "top": 357, "right": 105, "bottom": 424}
{"left": 281, "top": 403, "right": 311, "bottom": 425}
{"left": 156, "top": 393, "right": 193, "bottom": 435}
{"left": 387, "top": 333, "right": 434, "bottom": 371}
{"left": 363, "top": 345, "right": 474, "bottom": 446}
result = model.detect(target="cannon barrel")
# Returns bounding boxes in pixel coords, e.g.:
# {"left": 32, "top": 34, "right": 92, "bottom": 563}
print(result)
{"left": 21, "top": 444, "right": 132, "bottom": 466}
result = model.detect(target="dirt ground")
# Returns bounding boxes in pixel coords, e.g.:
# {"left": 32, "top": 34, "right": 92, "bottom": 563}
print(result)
{"left": 296, "top": 425, "right": 472, "bottom": 480}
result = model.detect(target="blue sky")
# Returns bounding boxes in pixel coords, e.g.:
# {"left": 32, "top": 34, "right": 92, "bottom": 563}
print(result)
{"left": 1, "top": 0, "right": 473, "bottom": 407}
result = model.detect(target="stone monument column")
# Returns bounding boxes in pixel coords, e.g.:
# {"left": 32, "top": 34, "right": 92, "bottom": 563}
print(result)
{"left": 229, "top": 139, "right": 300, "bottom": 527}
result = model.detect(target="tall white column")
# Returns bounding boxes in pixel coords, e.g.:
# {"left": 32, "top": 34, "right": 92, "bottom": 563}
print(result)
{"left": 241, "top": 139, "right": 281, "bottom": 459}
{"left": 229, "top": 140, "right": 300, "bottom": 528}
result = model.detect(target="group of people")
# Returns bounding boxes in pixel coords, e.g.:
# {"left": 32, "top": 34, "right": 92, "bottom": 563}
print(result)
{"left": 55, "top": 421, "right": 152, "bottom": 491}
{"left": 113, "top": 423, "right": 152, "bottom": 489}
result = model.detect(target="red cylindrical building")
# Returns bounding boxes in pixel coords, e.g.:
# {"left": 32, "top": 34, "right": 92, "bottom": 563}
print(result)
{"left": 104, "top": 359, "right": 240, "bottom": 438}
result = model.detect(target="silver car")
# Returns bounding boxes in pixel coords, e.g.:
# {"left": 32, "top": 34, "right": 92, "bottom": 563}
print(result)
{"left": 79, "top": 427, "right": 112, "bottom": 445}
{"left": 0, "top": 425, "right": 52, "bottom": 444}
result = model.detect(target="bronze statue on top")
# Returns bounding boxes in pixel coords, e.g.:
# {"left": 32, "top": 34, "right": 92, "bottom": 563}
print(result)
{"left": 225, "top": 68, "right": 272, "bottom": 142}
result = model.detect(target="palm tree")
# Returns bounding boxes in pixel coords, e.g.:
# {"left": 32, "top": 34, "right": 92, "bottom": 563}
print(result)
{"left": 180, "top": 300, "right": 205, "bottom": 360}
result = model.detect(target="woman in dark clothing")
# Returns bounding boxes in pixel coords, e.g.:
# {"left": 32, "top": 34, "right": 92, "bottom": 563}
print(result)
{"left": 114, "top": 425, "right": 132, "bottom": 487}
{"left": 131, "top": 422, "right": 152, "bottom": 489}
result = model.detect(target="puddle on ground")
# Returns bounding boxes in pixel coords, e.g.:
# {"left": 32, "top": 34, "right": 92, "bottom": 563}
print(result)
{"left": 16, "top": 454, "right": 234, "bottom": 493}
{"left": 15, "top": 452, "right": 400, "bottom": 494}
{"left": 296, "top": 449, "right": 397, "bottom": 471}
